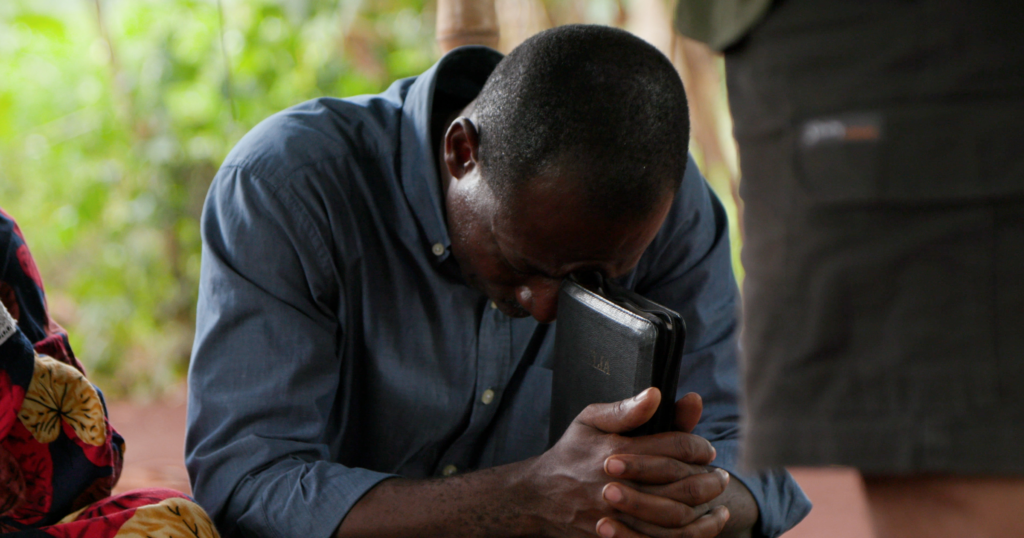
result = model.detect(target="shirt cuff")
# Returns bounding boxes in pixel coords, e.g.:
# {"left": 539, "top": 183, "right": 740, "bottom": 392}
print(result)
{"left": 231, "top": 460, "right": 399, "bottom": 538}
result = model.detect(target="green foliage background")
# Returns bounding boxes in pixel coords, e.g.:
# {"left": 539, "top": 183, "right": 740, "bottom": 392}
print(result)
{"left": 2, "top": 0, "right": 742, "bottom": 398}
{"left": 1, "top": 0, "right": 438, "bottom": 397}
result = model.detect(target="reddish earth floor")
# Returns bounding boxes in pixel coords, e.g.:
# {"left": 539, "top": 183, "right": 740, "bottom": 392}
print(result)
{"left": 107, "top": 391, "right": 876, "bottom": 537}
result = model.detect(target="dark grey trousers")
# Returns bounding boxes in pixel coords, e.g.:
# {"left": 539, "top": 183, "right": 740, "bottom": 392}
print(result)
{"left": 727, "top": 0, "right": 1024, "bottom": 473}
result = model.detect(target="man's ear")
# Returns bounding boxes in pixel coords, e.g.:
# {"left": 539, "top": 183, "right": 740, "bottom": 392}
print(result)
{"left": 444, "top": 117, "right": 480, "bottom": 180}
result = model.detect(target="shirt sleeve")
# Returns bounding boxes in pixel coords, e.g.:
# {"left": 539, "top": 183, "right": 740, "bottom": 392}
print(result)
{"left": 632, "top": 154, "right": 811, "bottom": 537}
{"left": 186, "top": 165, "right": 396, "bottom": 538}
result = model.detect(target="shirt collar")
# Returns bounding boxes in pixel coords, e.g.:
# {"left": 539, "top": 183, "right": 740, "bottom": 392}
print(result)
{"left": 399, "top": 46, "right": 504, "bottom": 264}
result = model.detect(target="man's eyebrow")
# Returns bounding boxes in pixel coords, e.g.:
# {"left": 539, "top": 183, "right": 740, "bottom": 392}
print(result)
{"left": 504, "top": 249, "right": 559, "bottom": 279}
{"left": 519, "top": 258, "right": 560, "bottom": 279}
{"left": 520, "top": 255, "right": 613, "bottom": 281}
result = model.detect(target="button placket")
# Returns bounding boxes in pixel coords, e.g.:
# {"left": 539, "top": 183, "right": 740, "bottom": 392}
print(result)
{"left": 432, "top": 298, "right": 512, "bottom": 476}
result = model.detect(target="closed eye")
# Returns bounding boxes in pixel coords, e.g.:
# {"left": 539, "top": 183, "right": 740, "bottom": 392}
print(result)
{"left": 502, "top": 255, "right": 531, "bottom": 276}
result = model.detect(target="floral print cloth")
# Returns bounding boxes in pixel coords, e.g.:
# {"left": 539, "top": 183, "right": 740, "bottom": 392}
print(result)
{"left": 0, "top": 208, "right": 218, "bottom": 538}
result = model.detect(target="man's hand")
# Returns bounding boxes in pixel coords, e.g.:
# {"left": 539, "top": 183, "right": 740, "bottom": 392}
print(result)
{"left": 338, "top": 389, "right": 755, "bottom": 538}
{"left": 526, "top": 388, "right": 731, "bottom": 538}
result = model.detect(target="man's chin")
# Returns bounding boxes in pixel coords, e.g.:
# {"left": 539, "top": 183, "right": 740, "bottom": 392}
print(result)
{"left": 462, "top": 276, "right": 529, "bottom": 317}
{"left": 503, "top": 306, "right": 532, "bottom": 319}
{"left": 494, "top": 299, "right": 531, "bottom": 319}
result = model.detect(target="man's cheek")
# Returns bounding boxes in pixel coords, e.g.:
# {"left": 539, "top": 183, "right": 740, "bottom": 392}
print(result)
{"left": 474, "top": 261, "right": 522, "bottom": 288}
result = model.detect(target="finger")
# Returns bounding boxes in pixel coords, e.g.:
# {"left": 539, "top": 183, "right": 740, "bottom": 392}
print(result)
{"left": 617, "top": 506, "right": 730, "bottom": 538}
{"left": 616, "top": 431, "right": 716, "bottom": 465}
{"left": 604, "top": 454, "right": 709, "bottom": 484}
{"left": 575, "top": 387, "right": 661, "bottom": 434}
{"left": 595, "top": 517, "right": 646, "bottom": 538}
{"left": 643, "top": 468, "right": 730, "bottom": 506}
{"left": 674, "top": 393, "right": 703, "bottom": 433}
{"left": 685, "top": 506, "right": 730, "bottom": 538}
{"left": 602, "top": 482, "right": 707, "bottom": 529}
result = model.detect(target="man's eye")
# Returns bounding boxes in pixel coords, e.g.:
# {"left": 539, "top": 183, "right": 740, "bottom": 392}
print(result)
{"left": 503, "top": 258, "right": 530, "bottom": 275}
{"left": 571, "top": 271, "right": 605, "bottom": 291}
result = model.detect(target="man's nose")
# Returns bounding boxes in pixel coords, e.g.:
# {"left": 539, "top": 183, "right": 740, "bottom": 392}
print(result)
{"left": 516, "top": 278, "right": 560, "bottom": 323}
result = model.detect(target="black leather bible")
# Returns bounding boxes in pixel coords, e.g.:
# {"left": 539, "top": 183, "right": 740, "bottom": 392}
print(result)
{"left": 549, "top": 274, "right": 686, "bottom": 446}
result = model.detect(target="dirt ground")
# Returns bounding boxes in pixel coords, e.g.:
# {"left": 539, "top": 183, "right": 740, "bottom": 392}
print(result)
{"left": 107, "top": 389, "right": 876, "bottom": 537}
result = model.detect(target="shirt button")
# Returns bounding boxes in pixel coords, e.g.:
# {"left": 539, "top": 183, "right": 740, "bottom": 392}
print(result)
{"left": 442, "top": 464, "right": 458, "bottom": 477}
{"left": 431, "top": 243, "right": 445, "bottom": 256}
{"left": 489, "top": 301, "right": 498, "bottom": 309}
{"left": 481, "top": 388, "right": 495, "bottom": 405}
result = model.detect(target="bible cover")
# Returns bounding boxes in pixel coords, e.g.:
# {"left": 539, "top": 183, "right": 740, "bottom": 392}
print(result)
{"left": 549, "top": 274, "right": 686, "bottom": 446}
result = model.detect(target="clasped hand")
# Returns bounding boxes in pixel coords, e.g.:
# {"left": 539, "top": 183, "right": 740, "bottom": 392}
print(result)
{"left": 528, "top": 388, "right": 731, "bottom": 538}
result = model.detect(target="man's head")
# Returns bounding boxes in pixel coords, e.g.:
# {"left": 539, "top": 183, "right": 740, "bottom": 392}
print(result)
{"left": 441, "top": 24, "right": 689, "bottom": 323}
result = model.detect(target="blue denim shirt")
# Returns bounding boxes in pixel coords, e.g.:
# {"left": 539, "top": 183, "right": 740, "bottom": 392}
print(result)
{"left": 186, "top": 46, "right": 810, "bottom": 538}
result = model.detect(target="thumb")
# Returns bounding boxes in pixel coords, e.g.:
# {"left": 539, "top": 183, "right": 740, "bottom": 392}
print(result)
{"left": 574, "top": 387, "right": 661, "bottom": 434}
{"left": 674, "top": 392, "right": 703, "bottom": 433}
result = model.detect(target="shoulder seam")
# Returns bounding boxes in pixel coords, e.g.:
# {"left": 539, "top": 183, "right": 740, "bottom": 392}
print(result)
{"left": 222, "top": 168, "right": 339, "bottom": 304}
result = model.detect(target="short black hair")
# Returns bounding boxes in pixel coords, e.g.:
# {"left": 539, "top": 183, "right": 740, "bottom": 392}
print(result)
{"left": 474, "top": 24, "right": 689, "bottom": 219}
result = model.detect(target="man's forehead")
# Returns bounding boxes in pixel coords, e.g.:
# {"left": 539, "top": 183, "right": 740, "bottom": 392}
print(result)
{"left": 491, "top": 191, "right": 669, "bottom": 278}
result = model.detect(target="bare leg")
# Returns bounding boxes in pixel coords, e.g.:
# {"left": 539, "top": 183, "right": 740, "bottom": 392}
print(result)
{"left": 864, "top": 475, "right": 1024, "bottom": 538}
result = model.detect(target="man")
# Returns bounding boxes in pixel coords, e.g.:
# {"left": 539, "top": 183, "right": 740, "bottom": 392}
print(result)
{"left": 186, "top": 25, "right": 809, "bottom": 538}
{"left": 674, "top": 0, "right": 1024, "bottom": 536}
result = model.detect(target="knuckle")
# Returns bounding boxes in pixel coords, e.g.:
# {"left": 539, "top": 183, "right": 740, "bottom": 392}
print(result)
{"left": 632, "top": 457, "right": 649, "bottom": 477}
{"left": 683, "top": 478, "right": 705, "bottom": 500}
{"left": 607, "top": 435, "right": 629, "bottom": 455}
{"left": 574, "top": 405, "right": 595, "bottom": 425}
{"left": 678, "top": 463, "right": 704, "bottom": 479}
{"left": 672, "top": 434, "right": 691, "bottom": 457}
{"left": 674, "top": 433, "right": 703, "bottom": 460}
{"left": 673, "top": 504, "right": 693, "bottom": 528}
{"left": 614, "top": 398, "right": 628, "bottom": 416}
{"left": 668, "top": 460, "right": 689, "bottom": 481}
{"left": 599, "top": 438, "right": 615, "bottom": 457}
{"left": 584, "top": 401, "right": 605, "bottom": 417}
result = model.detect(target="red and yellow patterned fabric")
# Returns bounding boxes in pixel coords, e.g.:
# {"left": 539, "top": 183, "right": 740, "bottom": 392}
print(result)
{"left": 0, "top": 208, "right": 218, "bottom": 538}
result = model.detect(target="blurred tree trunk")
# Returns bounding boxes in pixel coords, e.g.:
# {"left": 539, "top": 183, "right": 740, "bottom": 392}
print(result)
{"left": 436, "top": 0, "right": 500, "bottom": 53}
{"left": 627, "top": 0, "right": 743, "bottom": 239}
{"left": 672, "top": 35, "right": 744, "bottom": 238}
{"left": 495, "top": 0, "right": 549, "bottom": 53}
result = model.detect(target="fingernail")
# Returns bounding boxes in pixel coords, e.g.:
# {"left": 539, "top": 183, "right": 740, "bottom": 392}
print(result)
{"left": 605, "top": 458, "right": 626, "bottom": 476}
{"left": 710, "top": 446, "right": 717, "bottom": 461}
{"left": 633, "top": 387, "right": 651, "bottom": 402}
{"left": 716, "top": 468, "right": 730, "bottom": 483}
{"left": 597, "top": 519, "right": 615, "bottom": 538}
{"left": 603, "top": 484, "right": 623, "bottom": 503}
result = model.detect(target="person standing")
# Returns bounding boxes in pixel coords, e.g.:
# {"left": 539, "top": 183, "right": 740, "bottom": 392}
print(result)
{"left": 674, "top": 0, "right": 1024, "bottom": 536}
